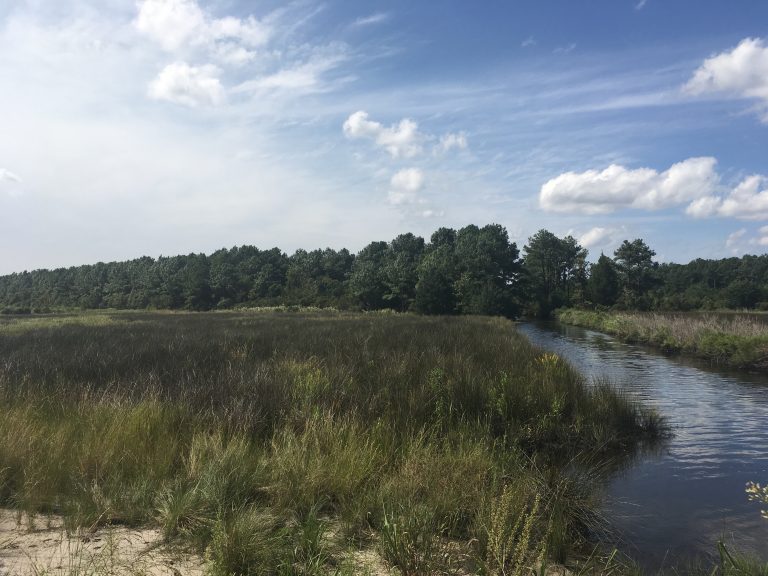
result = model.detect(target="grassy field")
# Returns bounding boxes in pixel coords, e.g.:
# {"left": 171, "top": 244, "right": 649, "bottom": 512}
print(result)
{"left": 0, "top": 310, "right": 667, "bottom": 575}
{"left": 557, "top": 309, "right": 768, "bottom": 370}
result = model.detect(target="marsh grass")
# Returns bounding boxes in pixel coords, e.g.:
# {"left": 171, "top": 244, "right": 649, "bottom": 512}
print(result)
{"left": 557, "top": 309, "right": 768, "bottom": 370}
{"left": 717, "top": 542, "right": 768, "bottom": 576}
{"left": 0, "top": 311, "right": 665, "bottom": 574}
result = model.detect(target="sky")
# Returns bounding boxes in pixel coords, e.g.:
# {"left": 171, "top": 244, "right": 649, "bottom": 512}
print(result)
{"left": 2, "top": 0, "right": 768, "bottom": 274}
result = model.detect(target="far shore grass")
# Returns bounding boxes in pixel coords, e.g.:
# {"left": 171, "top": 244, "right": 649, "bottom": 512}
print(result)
{"left": 556, "top": 309, "right": 768, "bottom": 370}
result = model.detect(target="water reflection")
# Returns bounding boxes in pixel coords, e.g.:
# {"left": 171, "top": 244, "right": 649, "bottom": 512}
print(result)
{"left": 518, "top": 321, "right": 768, "bottom": 569}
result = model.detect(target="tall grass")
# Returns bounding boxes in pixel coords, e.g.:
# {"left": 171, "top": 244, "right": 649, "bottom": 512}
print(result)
{"left": 0, "top": 311, "right": 664, "bottom": 574}
{"left": 557, "top": 309, "right": 768, "bottom": 370}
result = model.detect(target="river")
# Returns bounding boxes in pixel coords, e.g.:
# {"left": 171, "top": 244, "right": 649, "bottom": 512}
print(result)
{"left": 518, "top": 321, "right": 768, "bottom": 568}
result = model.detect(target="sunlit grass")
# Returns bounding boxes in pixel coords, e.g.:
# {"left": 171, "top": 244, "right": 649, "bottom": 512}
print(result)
{"left": 557, "top": 309, "right": 768, "bottom": 369}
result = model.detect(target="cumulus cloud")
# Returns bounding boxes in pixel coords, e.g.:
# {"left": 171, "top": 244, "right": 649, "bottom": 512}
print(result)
{"left": 685, "top": 195, "right": 722, "bottom": 218}
{"left": 385, "top": 168, "right": 440, "bottom": 218}
{"left": 684, "top": 37, "right": 768, "bottom": 121}
{"left": 578, "top": 227, "right": 616, "bottom": 250}
{"left": 136, "top": 0, "right": 349, "bottom": 106}
{"left": 687, "top": 175, "right": 768, "bottom": 220}
{"left": 213, "top": 43, "right": 256, "bottom": 67}
{"left": 388, "top": 168, "right": 424, "bottom": 205}
{"left": 343, "top": 111, "right": 470, "bottom": 160}
{"left": 436, "top": 132, "right": 468, "bottom": 154}
{"left": 343, "top": 111, "right": 424, "bottom": 158}
{"left": 148, "top": 62, "right": 224, "bottom": 107}
{"left": 727, "top": 226, "right": 768, "bottom": 255}
{"left": 135, "top": 0, "right": 270, "bottom": 54}
{"left": 540, "top": 157, "right": 719, "bottom": 215}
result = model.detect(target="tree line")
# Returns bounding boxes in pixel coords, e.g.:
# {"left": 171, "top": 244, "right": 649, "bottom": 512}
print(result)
{"left": 2, "top": 224, "right": 767, "bottom": 316}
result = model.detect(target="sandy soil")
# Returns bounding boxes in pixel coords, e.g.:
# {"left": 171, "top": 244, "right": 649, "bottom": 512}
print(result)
{"left": 0, "top": 510, "right": 204, "bottom": 576}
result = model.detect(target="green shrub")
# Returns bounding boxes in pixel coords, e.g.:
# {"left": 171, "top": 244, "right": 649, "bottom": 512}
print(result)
{"left": 206, "top": 506, "right": 290, "bottom": 576}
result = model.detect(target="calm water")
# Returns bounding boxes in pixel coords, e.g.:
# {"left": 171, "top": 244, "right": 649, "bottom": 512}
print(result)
{"left": 518, "top": 321, "right": 768, "bottom": 568}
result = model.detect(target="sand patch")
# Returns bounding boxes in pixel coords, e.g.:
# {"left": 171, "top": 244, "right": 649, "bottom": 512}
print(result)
{"left": 0, "top": 510, "right": 204, "bottom": 576}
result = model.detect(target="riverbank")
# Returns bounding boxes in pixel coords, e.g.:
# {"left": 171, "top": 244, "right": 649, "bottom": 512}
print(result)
{"left": 556, "top": 309, "right": 768, "bottom": 370}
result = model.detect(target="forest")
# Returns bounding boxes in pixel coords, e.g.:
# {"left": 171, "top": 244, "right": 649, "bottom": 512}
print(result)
{"left": 1, "top": 224, "right": 767, "bottom": 317}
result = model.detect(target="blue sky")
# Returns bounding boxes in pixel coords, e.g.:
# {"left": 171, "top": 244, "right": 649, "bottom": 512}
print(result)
{"left": 1, "top": 0, "right": 768, "bottom": 274}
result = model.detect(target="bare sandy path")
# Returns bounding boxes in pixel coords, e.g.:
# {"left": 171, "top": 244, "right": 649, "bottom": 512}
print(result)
{"left": 0, "top": 510, "right": 204, "bottom": 576}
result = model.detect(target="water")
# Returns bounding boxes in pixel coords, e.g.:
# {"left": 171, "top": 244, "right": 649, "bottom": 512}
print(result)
{"left": 518, "top": 321, "right": 768, "bottom": 568}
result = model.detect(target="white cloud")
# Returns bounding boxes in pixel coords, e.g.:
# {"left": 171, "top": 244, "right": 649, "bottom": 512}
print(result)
{"left": 343, "top": 111, "right": 424, "bottom": 158}
{"left": 755, "top": 226, "right": 768, "bottom": 246}
{"left": 726, "top": 228, "right": 747, "bottom": 252}
{"left": 213, "top": 42, "right": 256, "bottom": 67}
{"left": 234, "top": 47, "right": 347, "bottom": 94}
{"left": 688, "top": 175, "right": 768, "bottom": 221}
{"left": 521, "top": 36, "right": 536, "bottom": 48}
{"left": 135, "top": 0, "right": 205, "bottom": 51}
{"left": 136, "top": 0, "right": 349, "bottom": 104}
{"left": 135, "top": 0, "right": 269, "bottom": 53}
{"left": 554, "top": 43, "right": 576, "bottom": 55}
{"left": 388, "top": 168, "right": 424, "bottom": 205}
{"left": 209, "top": 15, "right": 270, "bottom": 48}
{"left": 540, "top": 157, "right": 719, "bottom": 215}
{"left": 148, "top": 62, "right": 224, "bottom": 107}
{"left": 578, "top": 227, "right": 615, "bottom": 250}
{"left": 635, "top": 0, "right": 648, "bottom": 10}
{"left": 720, "top": 176, "right": 768, "bottom": 219}
{"left": 684, "top": 37, "right": 768, "bottom": 122}
{"left": 729, "top": 226, "right": 768, "bottom": 254}
{"left": 0, "top": 169, "right": 21, "bottom": 183}
{"left": 343, "top": 112, "right": 469, "bottom": 160}
{"left": 386, "top": 168, "right": 442, "bottom": 218}
{"left": 436, "top": 132, "right": 468, "bottom": 154}
{"left": 0, "top": 168, "right": 23, "bottom": 198}
{"left": 350, "top": 13, "right": 389, "bottom": 28}
{"left": 685, "top": 195, "right": 722, "bottom": 218}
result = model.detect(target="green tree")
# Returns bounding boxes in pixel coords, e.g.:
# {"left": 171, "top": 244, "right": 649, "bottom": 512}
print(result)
{"left": 522, "top": 230, "right": 587, "bottom": 317}
{"left": 613, "top": 239, "right": 657, "bottom": 308}
{"left": 382, "top": 233, "right": 425, "bottom": 311}
{"left": 415, "top": 228, "right": 457, "bottom": 314}
{"left": 454, "top": 224, "right": 521, "bottom": 316}
{"left": 349, "top": 241, "right": 388, "bottom": 310}
{"left": 587, "top": 254, "right": 619, "bottom": 306}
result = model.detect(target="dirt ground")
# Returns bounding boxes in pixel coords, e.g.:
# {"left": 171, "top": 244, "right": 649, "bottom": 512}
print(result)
{"left": 0, "top": 510, "right": 204, "bottom": 576}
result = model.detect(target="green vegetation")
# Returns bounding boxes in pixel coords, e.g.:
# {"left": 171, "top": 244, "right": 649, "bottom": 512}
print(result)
{"left": 2, "top": 223, "right": 767, "bottom": 319}
{"left": 556, "top": 309, "right": 768, "bottom": 369}
{"left": 0, "top": 225, "right": 523, "bottom": 317}
{"left": 522, "top": 230, "right": 588, "bottom": 318}
{"left": 0, "top": 310, "right": 665, "bottom": 574}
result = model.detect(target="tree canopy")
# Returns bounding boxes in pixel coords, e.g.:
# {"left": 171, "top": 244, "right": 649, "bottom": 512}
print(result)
{"left": 2, "top": 226, "right": 767, "bottom": 316}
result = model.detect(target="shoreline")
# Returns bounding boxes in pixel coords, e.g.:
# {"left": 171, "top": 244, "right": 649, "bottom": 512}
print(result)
{"left": 555, "top": 309, "right": 768, "bottom": 371}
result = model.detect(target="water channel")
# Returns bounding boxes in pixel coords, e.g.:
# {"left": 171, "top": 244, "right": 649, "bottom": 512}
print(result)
{"left": 518, "top": 321, "right": 768, "bottom": 568}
